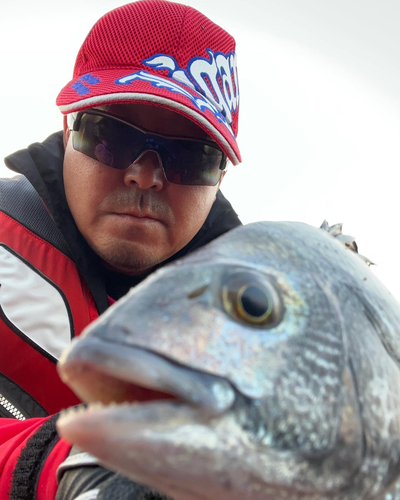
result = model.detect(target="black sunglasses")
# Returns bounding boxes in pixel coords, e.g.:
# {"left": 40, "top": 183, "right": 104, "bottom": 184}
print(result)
{"left": 70, "top": 110, "right": 227, "bottom": 186}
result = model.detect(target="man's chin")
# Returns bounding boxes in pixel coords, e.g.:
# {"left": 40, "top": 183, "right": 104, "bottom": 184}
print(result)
{"left": 93, "top": 242, "right": 163, "bottom": 276}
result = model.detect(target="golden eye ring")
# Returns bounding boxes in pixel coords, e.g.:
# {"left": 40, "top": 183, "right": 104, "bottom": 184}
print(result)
{"left": 221, "top": 271, "right": 282, "bottom": 327}
{"left": 236, "top": 284, "right": 274, "bottom": 324}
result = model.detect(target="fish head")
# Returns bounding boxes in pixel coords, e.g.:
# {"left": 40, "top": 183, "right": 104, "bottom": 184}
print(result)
{"left": 57, "top": 221, "right": 400, "bottom": 500}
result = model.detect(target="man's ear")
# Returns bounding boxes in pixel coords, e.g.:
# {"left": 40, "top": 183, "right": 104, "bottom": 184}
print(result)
{"left": 217, "top": 170, "right": 226, "bottom": 189}
{"left": 219, "top": 170, "right": 227, "bottom": 184}
{"left": 63, "top": 115, "right": 70, "bottom": 149}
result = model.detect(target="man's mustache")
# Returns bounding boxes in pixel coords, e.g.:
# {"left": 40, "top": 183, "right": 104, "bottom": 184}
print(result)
{"left": 103, "top": 190, "right": 173, "bottom": 219}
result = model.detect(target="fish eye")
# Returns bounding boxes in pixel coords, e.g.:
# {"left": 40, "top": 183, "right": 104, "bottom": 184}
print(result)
{"left": 221, "top": 270, "right": 283, "bottom": 326}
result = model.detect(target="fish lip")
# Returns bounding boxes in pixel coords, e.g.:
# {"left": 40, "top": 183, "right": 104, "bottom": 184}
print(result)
{"left": 58, "top": 336, "right": 237, "bottom": 418}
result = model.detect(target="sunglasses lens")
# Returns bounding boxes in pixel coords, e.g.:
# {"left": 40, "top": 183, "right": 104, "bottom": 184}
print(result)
{"left": 72, "top": 112, "right": 225, "bottom": 186}
{"left": 162, "top": 142, "right": 224, "bottom": 186}
{"left": 72, "top": 113, "right": 141, "bottom": 170}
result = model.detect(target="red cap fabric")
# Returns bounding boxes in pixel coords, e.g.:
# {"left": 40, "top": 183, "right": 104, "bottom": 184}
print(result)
{"left": 57, "top": 0, "right": 241, "bottom": 164}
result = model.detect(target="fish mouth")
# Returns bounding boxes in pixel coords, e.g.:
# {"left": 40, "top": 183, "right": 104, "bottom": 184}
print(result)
{"left": 58, "top": 336, "right": 237, "bottom": 418}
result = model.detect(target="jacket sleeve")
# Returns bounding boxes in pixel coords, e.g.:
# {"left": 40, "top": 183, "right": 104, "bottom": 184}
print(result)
{"left": 55, "top": 446, "right": 174, "bottom": 500}
{"left": 0, "top": 416, "right": 174, "bottom": 500}
{"left": 0, "top": 415, "right": 72, "bottom": 500}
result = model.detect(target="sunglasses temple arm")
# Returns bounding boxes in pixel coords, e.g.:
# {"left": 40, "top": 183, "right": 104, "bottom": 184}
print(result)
{"left": 71, "top": 113, "right": 83, "bottom": 132}
{"left": 219, "top": 157, "right": 229, "bottom": 171}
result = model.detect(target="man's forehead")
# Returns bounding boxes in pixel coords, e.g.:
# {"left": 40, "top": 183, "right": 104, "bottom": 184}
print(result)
{"left": 93, "top": 102, "right": 213, "bottom": 141}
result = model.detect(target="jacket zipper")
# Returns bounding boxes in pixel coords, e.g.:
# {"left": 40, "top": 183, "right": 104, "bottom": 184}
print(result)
{"left": 0, "top": 393, "right": 26, "bottom": 421}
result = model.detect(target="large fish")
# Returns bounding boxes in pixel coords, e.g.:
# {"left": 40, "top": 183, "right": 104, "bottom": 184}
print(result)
{"left": 57, "top": 221, "right": 400, "bottom": 500}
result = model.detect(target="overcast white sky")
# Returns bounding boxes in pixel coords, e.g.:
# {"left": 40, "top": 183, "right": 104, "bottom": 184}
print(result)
{"left": 1, "top": 1, "right": 400, "bottom": 299}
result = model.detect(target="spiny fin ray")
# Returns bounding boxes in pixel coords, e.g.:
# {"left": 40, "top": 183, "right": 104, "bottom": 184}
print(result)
{"left": 320, "top": 220, "right": 374, "bottom": 266}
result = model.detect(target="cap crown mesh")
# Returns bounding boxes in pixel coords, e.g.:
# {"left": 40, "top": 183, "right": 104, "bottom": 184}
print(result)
{"left": 74, "top": 0, "right": 235, "bottom": 75}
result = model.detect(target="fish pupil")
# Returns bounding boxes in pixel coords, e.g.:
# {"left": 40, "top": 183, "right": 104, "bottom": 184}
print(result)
{"left": 240, "top": 285, "right": 270, "bottom": 318}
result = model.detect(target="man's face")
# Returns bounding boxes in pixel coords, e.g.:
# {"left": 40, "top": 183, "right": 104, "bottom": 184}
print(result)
{"left": 63, "top": 103, "right": 224, "bottom": 275}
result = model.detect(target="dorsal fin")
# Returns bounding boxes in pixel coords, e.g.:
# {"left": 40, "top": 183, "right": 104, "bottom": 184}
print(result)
{"left": 320, "top": 220, "right": 374, "bottom": 266}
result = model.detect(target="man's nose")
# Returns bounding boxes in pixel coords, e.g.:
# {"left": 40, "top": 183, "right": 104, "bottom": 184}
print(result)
{"left": 123, "top": 150, "right": 165, "bottom": 190}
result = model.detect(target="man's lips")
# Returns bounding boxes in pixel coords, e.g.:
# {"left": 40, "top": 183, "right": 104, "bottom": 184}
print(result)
{"left": 113, "top": 211, "right": 163, "bottom": 223}
{"left": 116, "top": 210, "right": 156, "bottom": 218}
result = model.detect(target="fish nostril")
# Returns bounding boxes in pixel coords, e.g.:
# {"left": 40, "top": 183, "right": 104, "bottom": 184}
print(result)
{"left": 187, "top": 284, "right": 209, "bottom": 299}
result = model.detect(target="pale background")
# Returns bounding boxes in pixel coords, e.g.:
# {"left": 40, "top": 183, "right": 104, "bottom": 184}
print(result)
{"left": 1, "top": 1, "right": 400, "bottom": 299}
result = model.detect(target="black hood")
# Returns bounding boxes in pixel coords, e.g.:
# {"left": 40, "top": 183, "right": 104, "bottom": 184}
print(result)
{"left": 4, "top": 131, "right": 242, "bottom": 312}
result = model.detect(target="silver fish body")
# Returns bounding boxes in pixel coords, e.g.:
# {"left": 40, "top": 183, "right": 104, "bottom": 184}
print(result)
{"left": 57, "top": 221, "right": 400, "bottom": 500}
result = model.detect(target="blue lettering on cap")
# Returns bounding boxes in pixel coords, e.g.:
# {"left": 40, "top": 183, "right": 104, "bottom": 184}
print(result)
{"left": 81, "top": 73, "right": 101, "bottom": 85}
{"left": 71, "top": 73, "right": 101, "bottom": 96}
{"left": 71, "top": 81, "right": 91, "bottom": 96}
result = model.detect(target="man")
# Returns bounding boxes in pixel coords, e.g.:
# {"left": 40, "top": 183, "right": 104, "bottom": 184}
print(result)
{"left": 0, "top": 0, "right": 241, "bottom": 498}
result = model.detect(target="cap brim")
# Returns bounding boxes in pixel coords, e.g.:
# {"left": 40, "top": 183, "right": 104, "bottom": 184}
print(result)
{"left": 57, "top": 69, "right": 241, "bottom": 165}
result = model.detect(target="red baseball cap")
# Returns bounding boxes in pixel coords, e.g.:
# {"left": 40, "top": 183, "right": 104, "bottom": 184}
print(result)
{"left": 57, "top": 0, "right": 241, "bottom": 165}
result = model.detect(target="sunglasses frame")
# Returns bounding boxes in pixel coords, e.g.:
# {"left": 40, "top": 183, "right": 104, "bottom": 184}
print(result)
{"left": 68, "top": 109, "right": 228, "bottom": 186}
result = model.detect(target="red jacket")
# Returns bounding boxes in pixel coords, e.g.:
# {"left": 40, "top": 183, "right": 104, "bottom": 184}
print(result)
{"left": 0, "top": 416, "right": 71, "bottom": 499}
{"left": 0, "top": 176, "right": 100, "bottom": 499}
{"left": 0, "top": 201, "right": 99, "bottom": 416}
